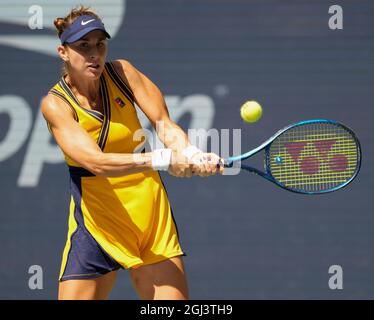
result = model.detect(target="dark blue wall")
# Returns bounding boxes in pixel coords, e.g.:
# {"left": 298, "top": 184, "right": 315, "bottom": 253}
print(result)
{"left": 0, "top": 0, "right": 373, "bottom": 299}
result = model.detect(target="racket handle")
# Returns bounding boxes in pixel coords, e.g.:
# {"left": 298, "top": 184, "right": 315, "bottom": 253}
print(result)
{"left": 223, "top": 159, "right": 233, "bottom": 168}
{"left": 215, "top": 159, "right": 230, "bottom": 168}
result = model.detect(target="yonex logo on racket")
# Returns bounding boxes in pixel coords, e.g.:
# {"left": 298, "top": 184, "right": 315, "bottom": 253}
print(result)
{"left": 283, "top": 139, "right": 349, "bottom": 176}
{"left": 228, "top": 120, "right": 360, "bottom": 194}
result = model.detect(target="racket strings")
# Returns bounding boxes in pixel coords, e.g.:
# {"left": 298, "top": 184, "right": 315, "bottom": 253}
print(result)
{"left": 268, "top": 122, "right": 359, "bottom": 192}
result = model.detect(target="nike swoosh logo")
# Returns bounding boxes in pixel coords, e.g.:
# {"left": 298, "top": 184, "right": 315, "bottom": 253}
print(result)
{"left": 81, "top": 19, "right": 95, "bottom": 26}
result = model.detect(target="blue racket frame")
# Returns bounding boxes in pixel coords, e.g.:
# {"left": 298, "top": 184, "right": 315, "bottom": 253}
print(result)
{"left": 224, "top": 119, "right": 362, "bottom": 194}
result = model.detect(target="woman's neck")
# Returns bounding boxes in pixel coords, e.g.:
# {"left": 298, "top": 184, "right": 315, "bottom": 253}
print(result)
{"left": 65, "top": 72, "right": 101, "bottom": 102}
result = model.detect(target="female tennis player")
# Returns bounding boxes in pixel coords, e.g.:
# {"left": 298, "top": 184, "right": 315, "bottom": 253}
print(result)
{"left": 41, "top": 6, "right": 223, "bottom": 300}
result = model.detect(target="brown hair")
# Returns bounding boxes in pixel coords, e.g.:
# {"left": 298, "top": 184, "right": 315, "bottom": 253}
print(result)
{"left": 54, "top": 6, "right": 101, "bottom": 76}
{"left": 54, "top": 5, "right": 100, "bottom": 39}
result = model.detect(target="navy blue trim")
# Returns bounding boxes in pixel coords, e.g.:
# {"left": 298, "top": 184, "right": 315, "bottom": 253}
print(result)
{"left": 81, "top": 108, "right": 104, "bottom": 122}
{"left": 68, "top": 166, "right": 95, "bottom": 177}
{"left": 105, "top": 62, "right": 135, "bottom": 103}
{"left": 59, "top": 203, "right": 80, "bottom": 280}
{"left": 59, "top": 78, "right": 104, "bottom": 122}
{"left": 60, "top": 173, "right": 122, "bottom": 281}
{"left": 69, "top": 175, "right": 85, "bottom": 226}
{"left": 49, "top": 89, "right": 79, "bottom": 121}
{"left": 97, "top": 76, "right": 111, "bottom": 150}
{"left": 58, "top": 79, "right": 80, "bottom": 106}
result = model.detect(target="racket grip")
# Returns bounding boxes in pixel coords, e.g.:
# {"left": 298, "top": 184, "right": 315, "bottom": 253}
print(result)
{"left": 215, "top": 158, "right": 228, "bottom": 169}
{"left": 222, "top": 159, "right": 233, "bottom": 168}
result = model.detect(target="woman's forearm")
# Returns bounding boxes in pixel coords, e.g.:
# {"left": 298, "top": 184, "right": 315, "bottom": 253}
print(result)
{"left": 156, "top": 119, "right": 191, "bottom": 152}
{"left": 88, "top": 151, "right": 154, "bottom": 177}
{"left": 88, "top": 120, "right": 194, "bottom": 177}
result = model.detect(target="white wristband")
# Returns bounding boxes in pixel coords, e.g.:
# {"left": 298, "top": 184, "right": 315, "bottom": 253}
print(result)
{"left": 182, "top": 145, "right": 203, "bottom": 159}
{"left": 151, "top": 148, "right": 172, "bottom": 171}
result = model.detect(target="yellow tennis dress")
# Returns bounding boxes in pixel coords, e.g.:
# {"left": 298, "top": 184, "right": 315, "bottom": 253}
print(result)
{"left": 48, "top": 62, "right": 184, "bottom": 281}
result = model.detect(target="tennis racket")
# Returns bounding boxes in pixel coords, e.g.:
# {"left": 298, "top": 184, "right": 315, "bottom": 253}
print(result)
{"left": 224, "top": 119, "right": 361, "bottom": 194}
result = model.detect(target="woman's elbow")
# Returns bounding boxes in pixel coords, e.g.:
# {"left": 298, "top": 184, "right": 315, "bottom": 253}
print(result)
{"left": 80, "top": 153, "right": 106, "bottom": 176}
{"left": 89, "top": 165, "right": 106, "bottom": 176}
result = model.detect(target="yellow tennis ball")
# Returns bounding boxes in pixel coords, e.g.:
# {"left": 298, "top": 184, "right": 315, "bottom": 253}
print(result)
{"left": 240, "top": 100, "right": 263, "bottom": 123}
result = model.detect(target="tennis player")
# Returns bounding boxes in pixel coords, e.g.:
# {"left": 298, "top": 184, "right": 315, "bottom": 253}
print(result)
{"left": 41, "top": 6, "right": 223, "bottom": 300}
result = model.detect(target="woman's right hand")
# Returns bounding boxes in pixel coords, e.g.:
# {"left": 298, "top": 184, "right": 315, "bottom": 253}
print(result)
{"left": 167, "top": 151, "right": 194, "bottom": 178}
{"left": 167, "top": 151, "right": 224, "bottom": 178}
{"left": 190, "top": 152, "right": 224, "bottom": 177}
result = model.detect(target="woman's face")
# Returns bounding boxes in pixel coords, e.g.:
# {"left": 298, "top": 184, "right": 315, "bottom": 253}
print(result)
{"left": 59, "top": 30, "right": 108, "bottom": 80}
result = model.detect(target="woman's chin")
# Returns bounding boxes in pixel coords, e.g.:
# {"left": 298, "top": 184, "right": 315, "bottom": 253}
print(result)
{"left": 86, "top": 69, "right": 102, "bottom": 80}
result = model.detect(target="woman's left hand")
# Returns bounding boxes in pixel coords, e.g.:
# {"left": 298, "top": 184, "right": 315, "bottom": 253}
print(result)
{"left": 190, "top": 152, "right": 224, "bottom": 177}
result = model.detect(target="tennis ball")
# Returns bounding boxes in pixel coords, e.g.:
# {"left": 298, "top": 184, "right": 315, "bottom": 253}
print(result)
{"left": 240, "top": 100, "right": 263, "bottom": 123}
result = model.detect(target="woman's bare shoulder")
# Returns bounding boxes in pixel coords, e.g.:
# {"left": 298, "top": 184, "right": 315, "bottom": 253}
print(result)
{"left": 41, "top": 93, "right": 75, "bottom": 123}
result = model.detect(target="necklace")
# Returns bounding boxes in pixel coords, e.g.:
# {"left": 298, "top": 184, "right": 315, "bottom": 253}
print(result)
{"left": 71, "top": 86, "right": 101, "bottom": 110}
{"left": 88, "top": 93, "right": 101, "bottom": 108}
{"left": 65, "top": 77, "right": 102, "bottom": 111}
